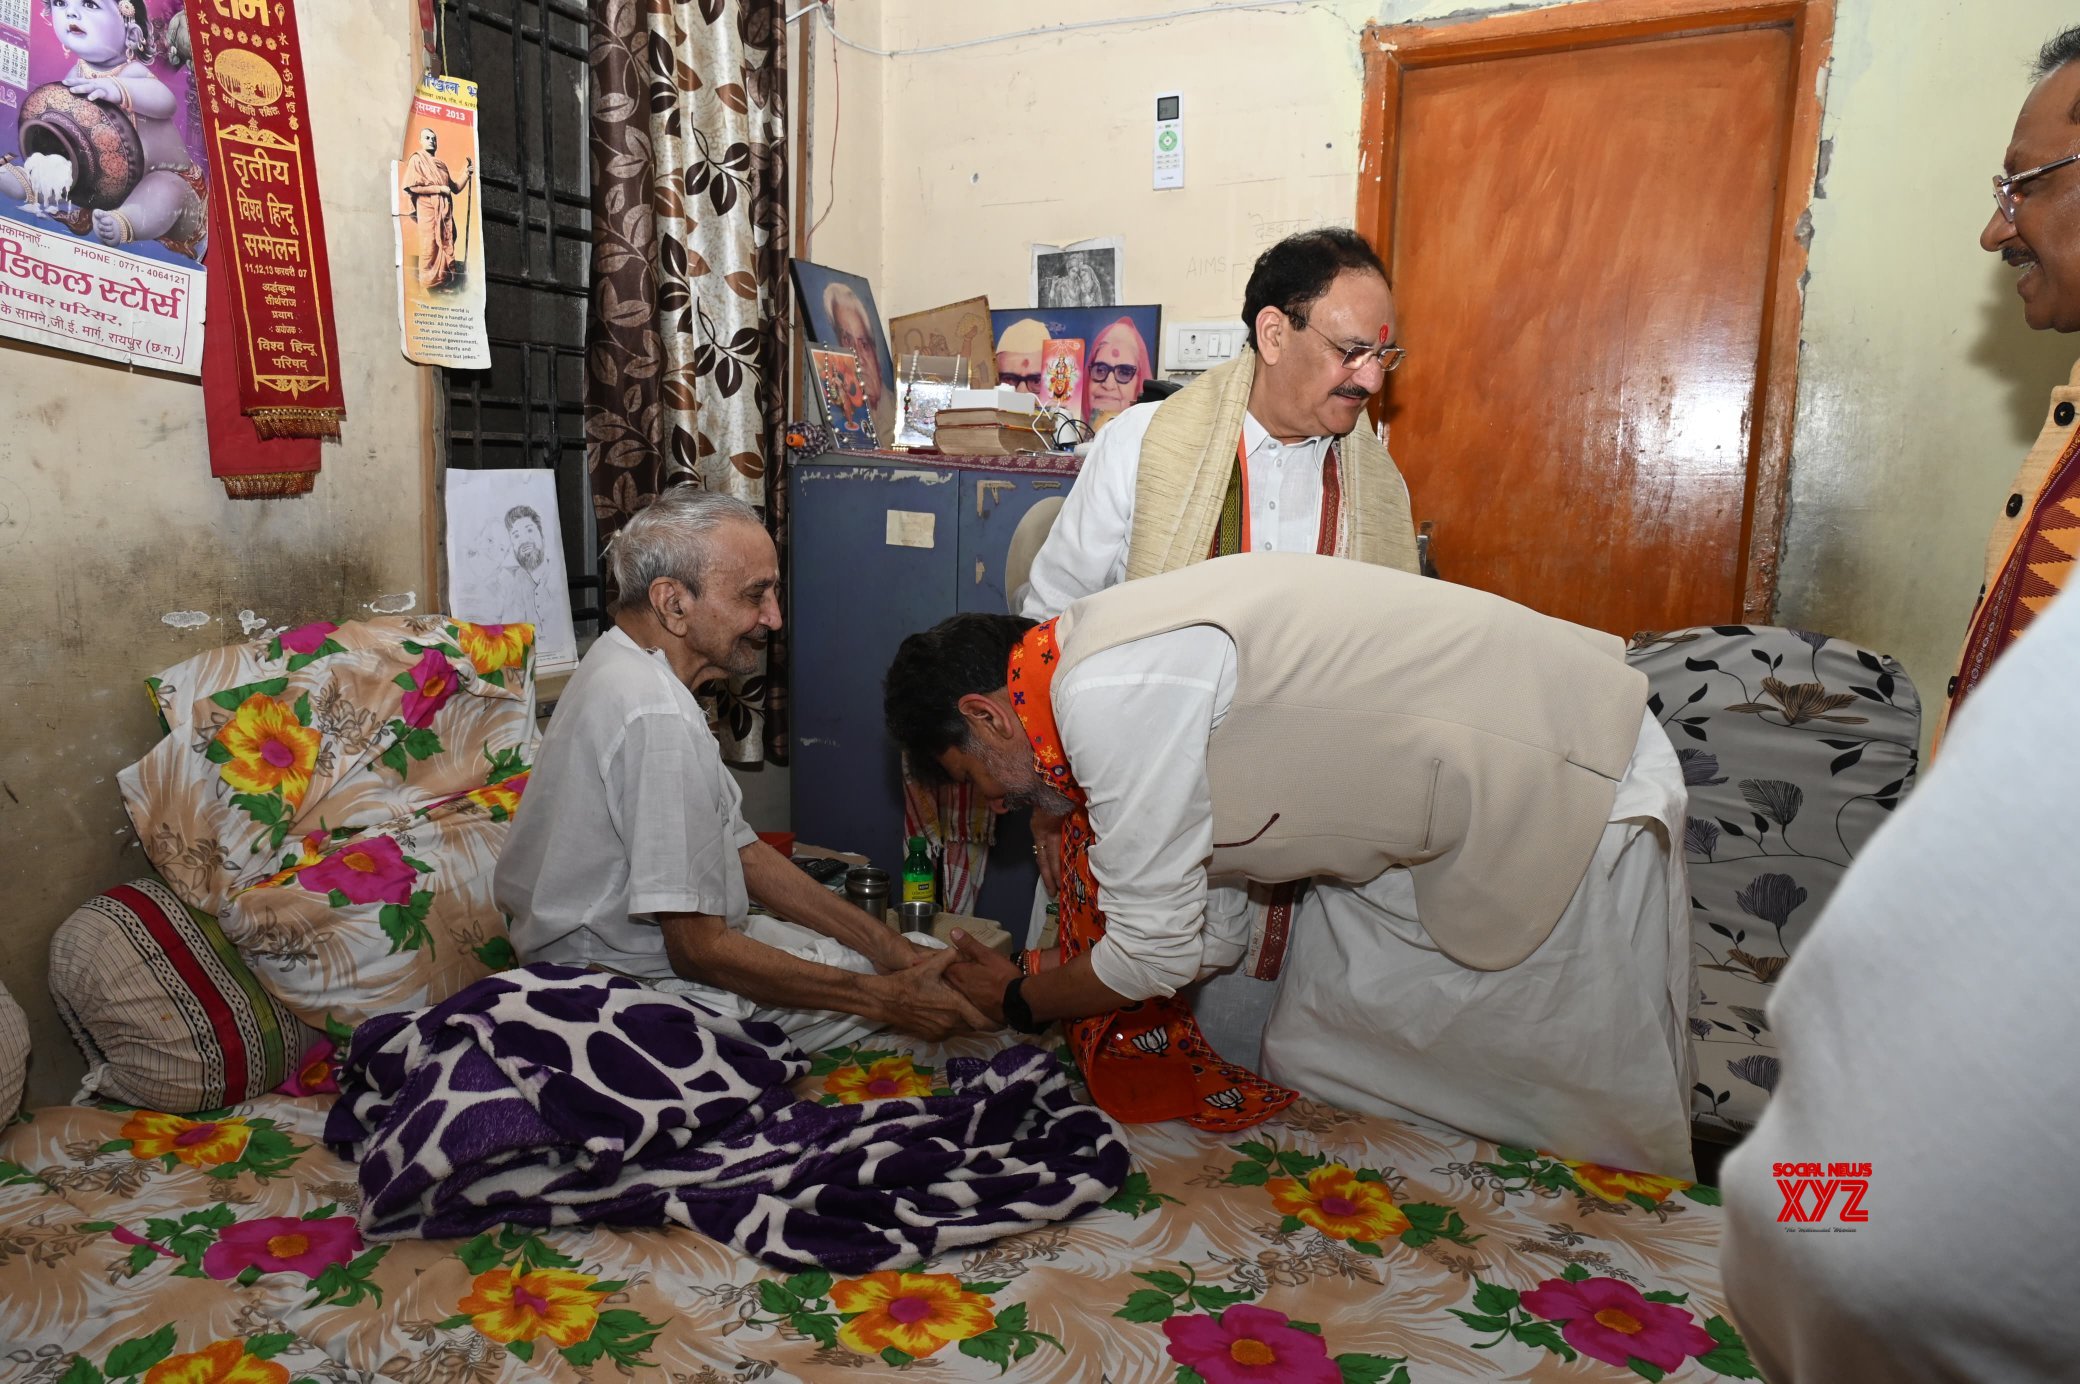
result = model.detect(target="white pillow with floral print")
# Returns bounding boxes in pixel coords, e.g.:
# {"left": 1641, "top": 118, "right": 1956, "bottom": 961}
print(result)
{"left": 219, "top": 777, "right": 527, "bottom": 1034}
{"left": 121, "top": 615, "right": 536, "bottom": 915}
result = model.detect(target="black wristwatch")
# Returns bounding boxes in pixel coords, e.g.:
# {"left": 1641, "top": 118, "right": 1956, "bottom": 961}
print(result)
{"left": 1001, "top": 977, "right": 1048, "bottom": 1034}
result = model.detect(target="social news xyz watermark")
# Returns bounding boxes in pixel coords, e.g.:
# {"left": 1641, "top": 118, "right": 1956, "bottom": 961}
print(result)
{"left": 1772, "top": 1162, "right": 1871, "bottom": 1232}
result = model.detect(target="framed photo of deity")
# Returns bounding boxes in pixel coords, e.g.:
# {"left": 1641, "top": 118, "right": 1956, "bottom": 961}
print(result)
{"left": 1039, "top": 338, "right": 1084, "bottom": 421}
{"left": 990, "top": 306, "right": 1163, "bottom": 429}
{"left": 807, "top": 344, "right": 879, "bottom": 451}
{"left": 793, "top": 258, "right": 895, "bottom": 447}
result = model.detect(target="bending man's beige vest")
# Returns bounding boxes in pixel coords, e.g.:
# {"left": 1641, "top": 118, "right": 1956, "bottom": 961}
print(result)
{"left": 1054, "top": 555, "right": 1649, "bottom": 971}
{"left": 1125, "top": 348, "right": 1419, "bottom": 578}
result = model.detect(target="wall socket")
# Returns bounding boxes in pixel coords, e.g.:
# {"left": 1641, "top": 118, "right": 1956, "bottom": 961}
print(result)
{"left": 1162, "top": 321, "right": 1246, "bottom": 375}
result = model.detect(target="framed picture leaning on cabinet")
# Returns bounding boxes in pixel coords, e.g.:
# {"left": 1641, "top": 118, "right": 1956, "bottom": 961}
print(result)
{"left": 793, "top": 259, "right": 896, "bottom": 444}
{"left": 806, "top": 344, "right": 878, "bottom": 452}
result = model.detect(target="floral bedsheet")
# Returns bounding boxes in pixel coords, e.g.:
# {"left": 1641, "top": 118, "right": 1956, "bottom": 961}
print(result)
{"left": 0, "top": 1031, "right": 1756, "bottom": 1383}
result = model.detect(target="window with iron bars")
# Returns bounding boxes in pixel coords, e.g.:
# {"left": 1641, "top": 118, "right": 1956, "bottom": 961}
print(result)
{"left": 435, "top": 0, "right": 599, "bottom": 639}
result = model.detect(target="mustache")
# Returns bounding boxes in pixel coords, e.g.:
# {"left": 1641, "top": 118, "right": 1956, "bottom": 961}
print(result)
{"left": 2005, "top": 247, "right": 2036, "bottom": 266}
{"left": 1332, "top": 385, "right": 1372, "bottom": 400}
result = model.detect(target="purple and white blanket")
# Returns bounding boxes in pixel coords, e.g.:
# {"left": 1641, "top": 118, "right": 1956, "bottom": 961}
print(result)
{"left": 323, "top": 964, "right": 1130, "bottom": 1273}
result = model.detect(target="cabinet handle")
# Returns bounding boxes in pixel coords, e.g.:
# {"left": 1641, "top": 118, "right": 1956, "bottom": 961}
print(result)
{"left": 976, "top": 479, "right": 1016, "bottom": 516}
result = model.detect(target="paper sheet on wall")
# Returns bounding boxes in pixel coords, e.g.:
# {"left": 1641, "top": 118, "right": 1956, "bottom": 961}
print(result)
{"left": 885, "top": 509, "right": 936, "bottom": 549}
{"left": 394, "top": 74, "right": 488, "bottom": 368}
{"left": 0, "top": 0, "right": 206, "bottom": 373}
{"left": 446, "top": 469, "right": 579, "bottom": 674}
{"left": 1030, "top": 236, "right": 1124, "bottom": 309}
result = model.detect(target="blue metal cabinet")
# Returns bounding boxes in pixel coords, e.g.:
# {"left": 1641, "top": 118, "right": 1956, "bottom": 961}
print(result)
{"left": 789, "top": 453, "right": 1078, "bottom": 941}
{"left": 956, "top": 471, "right": 1071, "bottom": 614}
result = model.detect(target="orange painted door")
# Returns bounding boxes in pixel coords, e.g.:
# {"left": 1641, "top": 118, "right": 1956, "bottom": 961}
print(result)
{"left": 1376, "top": 20, "right": 1805, "bottom": 634}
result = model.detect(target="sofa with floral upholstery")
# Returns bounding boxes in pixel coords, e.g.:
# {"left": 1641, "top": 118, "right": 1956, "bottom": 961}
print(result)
{"left": 1626, "top": 625, "right": 1921, "bottom": 1139}
{"left": 0, "top": 616, "right": 1774, "bottom": 1382}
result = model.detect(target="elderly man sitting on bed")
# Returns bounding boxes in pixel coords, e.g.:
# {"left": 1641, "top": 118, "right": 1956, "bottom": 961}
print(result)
{"left": 495, "top": 488, "right": 986, "bottom": 1047}
{"left": 883, "top": 553, "right": 1695, "bottom": 1177}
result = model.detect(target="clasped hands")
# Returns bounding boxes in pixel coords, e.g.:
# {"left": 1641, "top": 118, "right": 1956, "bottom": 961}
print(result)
{"left": 868, "top": 929, "right": 1033, "bottom": 1037}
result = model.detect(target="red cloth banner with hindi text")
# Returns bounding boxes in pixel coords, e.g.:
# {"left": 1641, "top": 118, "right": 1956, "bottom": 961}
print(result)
{"left": 191, "top": 0, "right": 344, "bottom": 458}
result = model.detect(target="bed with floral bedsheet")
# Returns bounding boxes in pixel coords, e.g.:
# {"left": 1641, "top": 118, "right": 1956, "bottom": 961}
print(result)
{"left": 0, "top": 1027, "right": 1757, "bottom": 1384}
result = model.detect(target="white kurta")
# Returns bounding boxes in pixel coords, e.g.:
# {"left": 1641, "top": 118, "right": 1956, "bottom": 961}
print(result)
{"left": 1055, "top": 626, "right": 1696, "bottom": 1178}
{"left": 495, "top": 628, "right": 903, "bottom": 1053}
{"left": 1018, "top": 407, "right": 1340, "bottom": 944}
{"left": 1018, "top": 407, "right": 1335, "bottom": 620}
{"left": 496, "top": 628, "right": 764, "bottom": 976}
{"left": 1718, "top": 584, "right": 2080, "bottom": 1382}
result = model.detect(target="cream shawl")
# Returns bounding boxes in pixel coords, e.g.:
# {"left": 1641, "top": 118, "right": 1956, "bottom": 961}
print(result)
{"left": 1124, "top": 348, "right": 1419, "bottom": 579}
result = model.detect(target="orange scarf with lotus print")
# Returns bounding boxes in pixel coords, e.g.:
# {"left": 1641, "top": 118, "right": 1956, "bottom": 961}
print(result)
{"left": 1950, "top": 427, "right": 2080, "bottom": 729}
{"left": 1008, "top": 619, "right": 1297, "bottom": 1132}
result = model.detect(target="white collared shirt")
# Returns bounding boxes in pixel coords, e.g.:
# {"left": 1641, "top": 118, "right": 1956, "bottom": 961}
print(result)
{"left": 495, "top": 627, "right": 760, "bottom": 979}
{"left": 1019, "top": 406, "right": 1333, "bottom": 619}
{"left": 1053, "top": 625, "right": 1249, "bottom": 1001}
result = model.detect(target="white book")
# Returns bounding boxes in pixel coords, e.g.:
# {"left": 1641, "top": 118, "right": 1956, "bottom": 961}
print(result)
{"left": 949, "top": 386, "right": 1036, "bottom": 413}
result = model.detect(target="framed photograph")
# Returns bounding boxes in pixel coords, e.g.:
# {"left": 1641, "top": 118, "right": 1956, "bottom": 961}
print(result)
{"left": 1040, "top": 338, "right": 1085, "bottom": 420}
{"left": 808, "top": 345, "right": 879, "bottom": 451}
{"left": 895, "top": 380, "right": 956, "bottom": 449}
{"left": 889, "top": 296, "right": 997, "bottom": 388}
{"left": 792, "top": 258, "right": 896, "bottom": 445}
{"left": 991, "top": 306, "right": 1164, "bottom": 428}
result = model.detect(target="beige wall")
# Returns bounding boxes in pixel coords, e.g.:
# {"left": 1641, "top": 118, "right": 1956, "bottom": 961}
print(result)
{"left": 804, "top": 0, "right": 887, "bottom": 334}
{"left": 1776, "top": 0, "right": 2078, "bottom": 732}
{"left": 809, "top": 0, "right": 2080, "bottom": 745}
{"left": 859, "top": 0, "right": 1550, "bottom": 320}
{"left": 0, "top": 6, "right": 430, "bottom": 1106}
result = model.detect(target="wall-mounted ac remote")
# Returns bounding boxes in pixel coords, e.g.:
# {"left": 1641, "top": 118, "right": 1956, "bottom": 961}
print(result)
{"left": 1153, "top": 91, "right": 1184, "bottom": 191}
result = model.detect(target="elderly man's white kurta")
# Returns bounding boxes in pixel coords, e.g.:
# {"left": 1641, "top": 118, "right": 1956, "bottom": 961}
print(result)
{"left": 1055, "top": 624, "right": 1695, "bottom": 1178}
{"left": 495, "top": 628, "right": 891, "bottom": 1052}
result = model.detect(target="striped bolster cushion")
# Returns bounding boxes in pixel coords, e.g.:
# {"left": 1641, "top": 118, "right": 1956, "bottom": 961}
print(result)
{"left": 0, "top": 976, "right": 25, "bottom": 1123}
{"left": 49, "top": 878, "right": 311, "bottom": 1114}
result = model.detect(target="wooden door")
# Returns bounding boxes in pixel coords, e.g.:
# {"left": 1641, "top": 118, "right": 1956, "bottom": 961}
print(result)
{"left": 1359, "top": 0, "right": 1833, "bottom": 633}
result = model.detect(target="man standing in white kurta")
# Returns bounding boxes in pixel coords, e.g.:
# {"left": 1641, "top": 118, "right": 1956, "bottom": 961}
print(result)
{"left": 887, "top": 555, "right": 1695, "bottom": 1177}
{"left": 1016, "top": 227, "right": 1420, "bottom": 620}
{"left": 1013, "top": 228, "right": 1422, "bottom": 1058}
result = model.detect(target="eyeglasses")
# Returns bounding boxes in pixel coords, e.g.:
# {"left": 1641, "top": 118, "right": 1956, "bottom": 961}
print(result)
{"left": 1089, "top": 361, "right": 1139, "bottom": 384}
{"left": 1303, "top": 320, "right": 1406, "bottom": 372}
{"left": 1000, "top": 372, "right": 1044, "bottom": 390}
{"left": 1994, "top": 153, "right": 2080, "bottom": 222}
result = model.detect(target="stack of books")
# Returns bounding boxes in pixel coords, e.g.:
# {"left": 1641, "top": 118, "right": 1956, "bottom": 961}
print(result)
{"left": 932, "top": 407, "right": 1051, "bottom": 455}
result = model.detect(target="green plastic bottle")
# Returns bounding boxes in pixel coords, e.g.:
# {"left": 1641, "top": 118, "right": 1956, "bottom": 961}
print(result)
{"left": 901, "top": 836, "right": 935, "bottom": 906}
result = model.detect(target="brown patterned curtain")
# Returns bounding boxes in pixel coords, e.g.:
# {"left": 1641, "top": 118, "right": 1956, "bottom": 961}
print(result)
{"left": 586, "top": 0, "right": 791, "bottom": 766}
